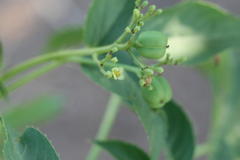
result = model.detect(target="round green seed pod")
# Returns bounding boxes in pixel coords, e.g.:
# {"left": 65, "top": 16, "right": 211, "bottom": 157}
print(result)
{"left": 141, "top": 76, "right": 172, "bottom": 109}
{"left": 135, "top": 31, "right": 168, "bottom": 59}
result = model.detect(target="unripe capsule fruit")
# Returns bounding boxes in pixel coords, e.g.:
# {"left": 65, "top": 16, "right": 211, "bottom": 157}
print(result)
{"left": 141, "top": 76, "right": 172, "bottom": 109}
{"left": 135, "top": 31, "right": 168, "bottom": 59}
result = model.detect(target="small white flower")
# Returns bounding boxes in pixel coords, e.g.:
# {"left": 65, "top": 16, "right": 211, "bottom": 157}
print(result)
{"left": 111, "top": 67, "right": 124, "bottom": 80}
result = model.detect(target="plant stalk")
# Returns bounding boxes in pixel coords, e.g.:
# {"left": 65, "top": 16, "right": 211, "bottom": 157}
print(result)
{"left": 1, "top": 57, "right": 140, "bottom": 98}
{"left": 85, "top": 94, "right": 121, "bottom": 160}
{"left": 1, "top": 43, "right": 128, "bottom": 82}
{"left": 6, "top": 61, "right": 64, "bottom": 93}
{"left": 194, "top": 143, "right": 211, "bottom": 158}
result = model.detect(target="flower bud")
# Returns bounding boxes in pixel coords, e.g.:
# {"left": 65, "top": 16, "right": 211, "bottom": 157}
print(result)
{"left": 153, "top": 67, "right": 164, "bottom": 74}
{"left": 105, "top": 54, "right": 112, "bottom": 59}
{"left": 111, "top": 57, "right": 118, "bottom": 63}
{"left": 143, "top": 68, "right": 154, "bottom": 76}
{"left": 155, "top": 9, "right": 163, "bottom": 15}
{"left": 111, "top": 47, "right": 118, "bottom": 53}
{"left": 149, "top": 5, "right": 156, "bottom": 13}
{"left": 142, "top": 1, "right": 149, "bottom": 7}
{"left": 133, "top": 26, "right": 141, "bottom": 33}
{"left": 135, "top": 0, "right": 141, "bottom": 7}
{"left": 133, "top": 9, "right": 141, "bottom": 18}
{"left": 139, "top": 79, "right": 146, "bottom": 87}
{"left": 135, "top": 31, "right": 168, "bottom": 59}
{"left": 138, "top": 21, "right": 144, "bottom": 27}
{"left": 125, "top": 27, "right": 132, "bottom": 33}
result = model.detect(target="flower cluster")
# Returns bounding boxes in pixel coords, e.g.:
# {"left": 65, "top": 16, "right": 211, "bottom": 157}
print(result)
{"left": 92, "top": 46, "right": 125, "bottom": 80}
{"left": 92, "top": 0, "right": 181, "bottom": 84}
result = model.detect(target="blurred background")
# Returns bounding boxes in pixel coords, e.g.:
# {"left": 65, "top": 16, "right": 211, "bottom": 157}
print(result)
{"left": 0, "top": 0, "right": 239, "bottom": 159}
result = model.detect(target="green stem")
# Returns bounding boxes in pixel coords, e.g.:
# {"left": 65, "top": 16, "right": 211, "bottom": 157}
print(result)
{"left": 85, "top": 94, "right": 121, "bottom": 160}
{"left": 115, "top": 7, "right": 138, "bottom": 44}
{"left": 6, "top": 61, "right": 64, "bottom": 93}
{"left": 128, "top": 50, "right": 145, "bottom": 68}
{"left": 91, "top": 54, "right": 107, "bottom": 75}
{"left": 116, "top": 30, "right": 131, "bottom": 44}
{"left": 67, "top": 57, "right": 140, "bottom": 75}
{"left": 1, "top": 43, "right": 128, "bottom": 82}
{"left": 194, "top": 143, "right": 211, "bottom": 158}
{"left": 2, "top": 57, "right": 140, "bottom": 97}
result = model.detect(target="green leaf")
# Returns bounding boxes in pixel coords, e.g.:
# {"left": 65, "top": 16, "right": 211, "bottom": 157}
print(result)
{"left": 0, "top": 81, "right": 8, "bottom": 99}
{"left": 19, "top": 128, "right": 59, "bottom": 160}
{"left": 82, "top": 63, "right": 167, "bottom": 160}
{"left": 81, "top": 64, "right": 195, "bottom": 160}
{"left": 3, "top": 124, "right": 59, "bottom": 160}
{"left": 96, "top": 140, "right": 150, "bottom": 160}
{"left": 198, "top": 51, "right": 240, "bottom": 160}
{"left": 82, "top": 1, "right": 195, "bottom": 160}
{"left": 3, "top": 122, "right": 23, "bottom": 160}
{"left": 0, "top": 42, "right": 7, "bottom": 98}
{"left": 46, "top": 27, "right": 84, "bottom": 52}
{"left": 3, "top": 95, "right": 64, "bottom": 128}
{"left": 164, "top": 101, "right": 195, "bottom": 160}
{"left": 84, "top": 0, "right": 135, "bottom": 46}
{"left": 0, "top": 118, "right": 7, "bottom": 159}
{"left": 143, "top": 1, "right": 240, "bottom": 64}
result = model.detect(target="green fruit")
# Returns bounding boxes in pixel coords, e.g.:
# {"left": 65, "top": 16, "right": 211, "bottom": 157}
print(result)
{"left": 135, "top": 31, "right": 168, "bottom": 59}
{"left": 141, "top": 76, "right": 172, "bottom": 109}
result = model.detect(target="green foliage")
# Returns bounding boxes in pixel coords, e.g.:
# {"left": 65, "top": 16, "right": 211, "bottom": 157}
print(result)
{"left": 0, "top": 81, "right": 8, "bottom": 98}
{"left": 82, "top": 65, "right": 167, "bottom": 160}
{"left": 96, "top": 140, "right": 150, "bottom": 160}
{"left": 1, "top": 118, "right": 59, "bottom": 160}
{"left": 84, "top": 0, "right": 135, "bottom": 46}
{"left": 82, "top": 0, "right": 194, "bottom": 160}
{"left": 83, "top": 3, "right": 170, "bottom": 159}
{"left": 0, "top": 42, "right": 7, "bottom": 98}
{"left": 0, "top": 118, "right": 6, "bottom": 159}
{"left": 3, "top": 96, "right": 64, "bottom": 129}
{"left": 46, "top": 27, "right": 84, "bottom": 52}
{"left": 81, "top": 41, "right": 194, "bottom": 160}
{"left": 143, "top": 1, "right": 240, "bottom": 64}
{"left": 0, "top": 0, "right": 239, "bottom": 160}
{"left": 199, "top": 51, "right": 240, "bottom": 160}
{"left": 164, "top": 101, "right": 195, "bottom": 160}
